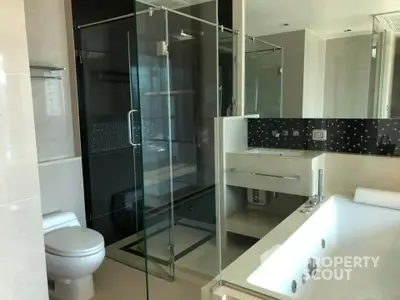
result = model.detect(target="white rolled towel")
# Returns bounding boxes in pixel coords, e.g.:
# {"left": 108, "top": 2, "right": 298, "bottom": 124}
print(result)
{"left": 354, "top": 187, "right": 400, "bottom": 210}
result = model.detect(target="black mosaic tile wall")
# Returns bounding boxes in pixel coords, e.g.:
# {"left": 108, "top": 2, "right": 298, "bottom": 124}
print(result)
{"left": 89, "top": 120, "right": 130, "bottom": 154}
{"left": 248, "top": 118, "right": 400, "bottom": 157}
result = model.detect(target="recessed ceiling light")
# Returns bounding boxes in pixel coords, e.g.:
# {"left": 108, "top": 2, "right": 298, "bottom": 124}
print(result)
{"left": 344, "top": 29, "right": 352, "bottom": 32}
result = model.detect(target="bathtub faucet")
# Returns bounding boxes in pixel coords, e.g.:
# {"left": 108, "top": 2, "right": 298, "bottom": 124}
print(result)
{"left": 308, "top": 169, "right": 324, "bottom": 207}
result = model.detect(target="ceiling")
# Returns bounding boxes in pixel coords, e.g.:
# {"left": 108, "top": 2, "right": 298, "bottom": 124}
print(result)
{"left": 245, "top": 0, "right": 400, "bottom": 38}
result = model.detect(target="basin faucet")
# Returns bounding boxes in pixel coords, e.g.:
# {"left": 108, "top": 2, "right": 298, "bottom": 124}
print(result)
{"left": 272, "top": 130, "right": 280, "bottom": 138}
{"left": 272, "top": 130, "right": 288, "bottom": 138}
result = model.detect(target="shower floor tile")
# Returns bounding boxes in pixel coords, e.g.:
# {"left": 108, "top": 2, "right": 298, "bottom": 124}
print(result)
{"left": 92, "top": 258, "right": 202, "bottom": 300}
{"left": 122, "top": 222, "right": 214, "bottom": 264}
{"left": 106, "top": 219, "right": 215, "bottom": 282}
{"left": 175, "top": 238, "right": 249, "bottom": 278}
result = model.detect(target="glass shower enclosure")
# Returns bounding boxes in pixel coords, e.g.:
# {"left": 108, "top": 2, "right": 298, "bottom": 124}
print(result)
{"left": 132, "top": 3, "right": 236, "bottom": 281}
{"left": 75, "top": 0, "right": 233, "bottom": 288}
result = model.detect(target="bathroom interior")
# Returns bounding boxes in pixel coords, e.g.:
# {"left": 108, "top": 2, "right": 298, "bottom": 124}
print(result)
{"left": 5, "top": 0, "right": 400, "bottom": 299}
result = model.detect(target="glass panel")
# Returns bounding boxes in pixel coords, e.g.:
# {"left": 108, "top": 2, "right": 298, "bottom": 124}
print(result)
{"left": 132, "top": 1, "right": 222, "bottom": 289}
{"left": 219, "top": 30, "right": 236, "bottom": 116}
{"left": 76, "top": 11, "right": 149, "bottom": 299}
{"left": 369, "top": 15, "right": 397, "bottom": 118}
{"left": 133, "top": 8, "right": 175, "bottom": 281}
{"left": 77, "top": 18, "right": 146, "bottom": 264}
{"left": 218, "top": 30, "right": 252, "bottom": 274}
{"left": 166, "top": 11, "right": 220, "bottom": 278}
{"left": 244, "top": 38, "right": 284, "bottom": 117}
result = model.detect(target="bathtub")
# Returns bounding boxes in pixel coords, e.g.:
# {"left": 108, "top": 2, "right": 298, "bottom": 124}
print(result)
{"left": 220, "top": 195, "right": 400, "bottom": 300}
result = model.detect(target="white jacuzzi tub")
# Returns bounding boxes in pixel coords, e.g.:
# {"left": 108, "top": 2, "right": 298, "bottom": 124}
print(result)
{"left": 221, "top": 195, "right": 400, "bottom": 300}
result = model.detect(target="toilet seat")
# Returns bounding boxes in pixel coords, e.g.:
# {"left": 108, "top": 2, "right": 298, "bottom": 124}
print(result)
{"left": 45, "top": 227, "right": 104, "bottom": 257}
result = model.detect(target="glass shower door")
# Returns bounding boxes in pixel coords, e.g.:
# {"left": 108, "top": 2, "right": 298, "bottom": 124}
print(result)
{"left": 128, "top": 9, "right": 176, "bottom": 280}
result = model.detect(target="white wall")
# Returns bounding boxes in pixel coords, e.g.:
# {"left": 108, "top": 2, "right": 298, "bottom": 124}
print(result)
{"left": 302, "top": 30, "right": 326, "bottom": 118}
{"left": 24, "top": 0, "right": 86, "bottom": 225}
{"left": 258, "top": 30, "right": 306, "bottom": 117}
{"left": 0, "top": 0, "right": 48, "bottom": 298}
{"left": 325, "top": 153, "right": 400, "bottom": 197}
{"left": 255, "top": 30, "right": 326, "bottom": 118}
{"left": 323, "top": 34, "right": 372, "bottom": 118}
{"left": 39, "top": 157, "right": 86, "bottom": 225}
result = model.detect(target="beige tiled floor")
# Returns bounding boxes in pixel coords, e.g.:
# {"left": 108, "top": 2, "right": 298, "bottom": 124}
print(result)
{"left": 93, "top": 258, "right": 205, "bottom": 300}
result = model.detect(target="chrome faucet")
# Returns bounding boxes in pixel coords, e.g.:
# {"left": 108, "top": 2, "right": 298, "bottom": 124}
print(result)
{"left": 272, "top": 130, "right": 280, "bottom": 138}
{"left": 272, "top": 130, "right": 288, "bottom": 138}
{"left": 318, "top": 169, "right": 324, "bottom": 202}
{"left": 302, "top": 169, "right": 324, "bottom": 212}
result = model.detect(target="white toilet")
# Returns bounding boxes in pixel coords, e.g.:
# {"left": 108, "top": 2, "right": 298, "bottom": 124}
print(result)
{"left": 43, "top": 211, "right": 105, "bottom": 300}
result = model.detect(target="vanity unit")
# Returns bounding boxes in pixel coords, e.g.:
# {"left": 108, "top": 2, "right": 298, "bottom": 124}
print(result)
{"left": 214, "top": 116, "right": 325, "bottom": 272}
{"left": 226, "top": 148, "right": 324, "bottom": 197}
{"left": 203, "top": 116, "right": 326, "bottom": 299}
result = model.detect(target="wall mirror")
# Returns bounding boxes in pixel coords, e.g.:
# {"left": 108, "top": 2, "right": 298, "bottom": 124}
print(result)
{"left": 244, "top": 37, "right": 284, "bottom": 118}
{"left": 243, "top": 1, "right": 400, "bottom": 119}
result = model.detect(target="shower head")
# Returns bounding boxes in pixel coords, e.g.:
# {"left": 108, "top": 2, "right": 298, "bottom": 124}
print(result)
{"left": 171, "top": 30, "right": 195, "bottom": 41}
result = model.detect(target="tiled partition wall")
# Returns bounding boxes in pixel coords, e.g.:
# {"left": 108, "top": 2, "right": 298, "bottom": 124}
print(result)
{"left": 24, "top": 0, "right": 86, "bottom": 226}
{"left": 248, "top": 118, "right": 400, "bottom": 157}
{"left": 0, "top": 0, "right": 48, "bottom": 298}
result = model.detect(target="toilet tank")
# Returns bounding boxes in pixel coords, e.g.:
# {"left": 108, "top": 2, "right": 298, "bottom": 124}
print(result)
{"left": 43, "top": 211, "right": 80, "bottom": 234}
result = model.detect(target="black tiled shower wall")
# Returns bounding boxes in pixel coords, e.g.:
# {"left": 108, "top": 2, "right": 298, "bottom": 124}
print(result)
{"left": 248, "top": 118, "right": 400, "bottom": 157}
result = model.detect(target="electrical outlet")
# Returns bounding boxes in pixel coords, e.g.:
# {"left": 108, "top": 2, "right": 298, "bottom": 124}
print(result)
{"left": 312, "top": 129, "right": 327, "bottom": 141}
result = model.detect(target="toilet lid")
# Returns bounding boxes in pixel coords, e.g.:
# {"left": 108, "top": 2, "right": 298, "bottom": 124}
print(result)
{"left": 45, "top": 227, "right": 104, "bottom": 257}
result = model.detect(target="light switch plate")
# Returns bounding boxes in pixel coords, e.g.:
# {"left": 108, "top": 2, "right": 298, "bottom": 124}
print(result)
{"left": 312, "top": 129, "right": 327, "bottom": 141}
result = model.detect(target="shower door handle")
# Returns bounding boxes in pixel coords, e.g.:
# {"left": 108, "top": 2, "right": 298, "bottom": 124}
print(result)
{"left": 127, "top": 109, "right": 141, "bottom": 147}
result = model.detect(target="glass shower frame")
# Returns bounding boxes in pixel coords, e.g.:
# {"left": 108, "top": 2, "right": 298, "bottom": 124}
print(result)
{"left": 127, "top": 8, "right": 176, "bottom": 282}
{"left": 132, "top": 1, "right": 238, "bottom": 285}
{"left": 74, "top": 2, "right": 238, "bottom": 298}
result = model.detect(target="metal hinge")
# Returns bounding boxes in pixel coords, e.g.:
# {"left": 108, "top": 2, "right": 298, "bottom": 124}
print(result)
{"left": 75, "top": 50, "right": 83, "bottom": 64}
{"left": 157, "top": 41, "right": 169, "bottom": 56}
{"left": 168, "top": 244, "right": 175, "bottom": 258}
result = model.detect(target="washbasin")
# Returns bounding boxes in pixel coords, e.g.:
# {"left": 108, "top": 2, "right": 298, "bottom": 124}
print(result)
{"left": 246, "top": 148, "right": 306, "bottom": 157}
